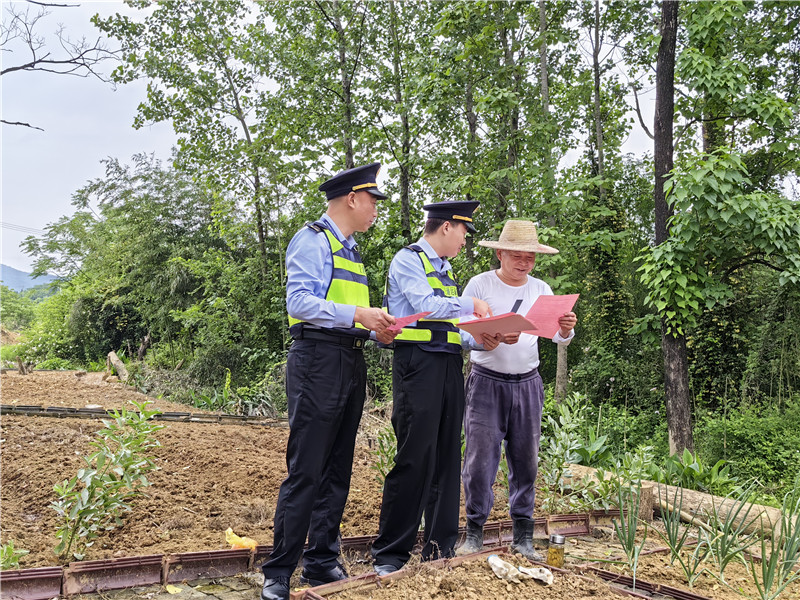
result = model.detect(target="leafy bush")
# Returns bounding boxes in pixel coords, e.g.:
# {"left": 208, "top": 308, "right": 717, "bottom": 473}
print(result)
{"left": 0, "top": 540, "right": 29, "bottom": 570}
{"left": 0, "top": 285, "right": 36, "bottom": 331}
{"left": 16, "top": 289, "right": 82, "bottom": 363}
{"left": 695, "top": 396, "right": 800, "bottom": 497}
{"left": 574, "top": 430, "right": 614, "bottom": 467}
{"left": 649, "top": 448, "right": 738, "bottom": 496}
{"left": 51, "top": 400, "right": 163, "bottom": 561}
{"left": 236, "top": 354, "right": 288, "bottom": 417}
{"left": 0, "top": 344, "right": 21, "bottom": 366}
{"left": 36, "top": 357, "right": 81, "bottom": 370}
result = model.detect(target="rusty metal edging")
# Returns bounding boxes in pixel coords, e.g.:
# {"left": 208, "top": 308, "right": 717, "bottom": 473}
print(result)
{"left": 62, "top": 555, "right": 163, "bottom": 596}
{"left": 0, "top": 513, "right": 624, "bottom": 599}
{"left": 582, "top": 565, "right": 712, "bottom": 600}
{"left": 0, "top": 567, "right": 62, "bottom": 600}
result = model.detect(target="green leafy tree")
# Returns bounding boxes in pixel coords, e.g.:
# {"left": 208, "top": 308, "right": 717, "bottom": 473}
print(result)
{"left": 24, "top": 155, "right": 220, "bottom": 365}
{"left": 0, "top": 285, "right": 36, "bottom": 331}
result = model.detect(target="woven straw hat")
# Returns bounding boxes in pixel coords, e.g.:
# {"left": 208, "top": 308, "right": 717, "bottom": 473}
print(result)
{"left": 477, "top": 220, "right": 559, "bottom": 254}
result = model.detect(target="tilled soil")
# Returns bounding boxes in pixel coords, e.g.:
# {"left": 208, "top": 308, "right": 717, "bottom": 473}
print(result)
{"left": 2, "top": 371, "right": 796, "bottom": 600}
{"left": 0, "top": 371, "right": 508, "bottom": 568}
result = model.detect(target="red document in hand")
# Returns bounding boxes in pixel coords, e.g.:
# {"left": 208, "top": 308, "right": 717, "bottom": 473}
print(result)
{"left": 387, "top": 311, "right": 432, "bottom": 332}
{"left": 522, "top": 294, "right": 580, "bottom": 339}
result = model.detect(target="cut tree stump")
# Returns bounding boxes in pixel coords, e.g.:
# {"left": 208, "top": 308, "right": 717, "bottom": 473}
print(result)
{"left": 107, "top": 351, "right": 129, "bottom": 383}
{"left": 16, "top": 357, "right": 34, "bottom": 375}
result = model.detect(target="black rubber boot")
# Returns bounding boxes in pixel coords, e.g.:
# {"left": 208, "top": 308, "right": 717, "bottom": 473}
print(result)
{"left": 510, "top": 517, "right": 544, "bottom": 561}
{"left": 455, "top": 519, "right": 484, "bottom": 556}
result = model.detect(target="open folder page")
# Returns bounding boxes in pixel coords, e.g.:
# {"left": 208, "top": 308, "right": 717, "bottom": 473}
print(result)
{"left": 522, "top": 293, "right": 579, "bottom": 339}
{"left": 456, "top": 313, "right": 536, "bottom": 338}
{"left": 457, "top": 293, "right": 579, "bottom": 340}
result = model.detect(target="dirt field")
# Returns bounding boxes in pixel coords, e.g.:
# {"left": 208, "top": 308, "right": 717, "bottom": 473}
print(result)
{"left": 2, "top": 371, "right": 796, "bottom": 600}
{"left": 0, "top": 370, "right": 508, "bottom": 568}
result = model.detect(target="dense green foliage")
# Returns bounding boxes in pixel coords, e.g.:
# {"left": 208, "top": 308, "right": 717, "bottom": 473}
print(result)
{"left": 11, "top": 1, "right": 800, "bottom": 499}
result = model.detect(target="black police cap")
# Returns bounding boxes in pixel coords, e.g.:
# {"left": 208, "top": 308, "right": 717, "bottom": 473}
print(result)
{"left": 423, "top": 200, "right": 480, "bottom": 233}
{"left": 319, "top": 162, "right": 387, "bottom": 201}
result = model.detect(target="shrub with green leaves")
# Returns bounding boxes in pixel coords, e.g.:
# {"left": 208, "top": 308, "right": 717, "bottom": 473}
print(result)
{"left": 650, "top": 448, "right": 738, "bottom": 496}
{"left": 696, "top": 397, "right": 800, "bottom": 499}
{"left": 0, "top": 540, "right": 29, "bottom": 570}
{"left": 51, "top": 400, "right": 164, "bottom": 561}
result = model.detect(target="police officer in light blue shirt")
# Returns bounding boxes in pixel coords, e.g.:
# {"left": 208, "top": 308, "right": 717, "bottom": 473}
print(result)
{"left": 371, "top": 201, "right": 499, "bottom": 575}
{"left": 261, "top": 163, "right": 397, "bottom": 600}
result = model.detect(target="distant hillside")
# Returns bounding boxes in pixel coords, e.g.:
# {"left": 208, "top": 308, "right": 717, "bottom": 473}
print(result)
{"left": 0, "top": 264, "right": 58, "bottom": 292}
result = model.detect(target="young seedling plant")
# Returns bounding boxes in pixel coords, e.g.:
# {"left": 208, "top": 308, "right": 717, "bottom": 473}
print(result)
{"left": 750, "top": 475, "right": 800, "bottom": 600}
{"left": 705, "top": 483, "right": 759, "bottom": 584}
{"left": 0, "top": 540, "right": 29, "bottom": 570}
{"left": 51, "top": 399, "right": 163, "bottom": 561}
{"left": 655, "top": 482, "right": 711, "bottom": 588}
{"left": 612, "top": 478, "right": 649, "bottom": 590}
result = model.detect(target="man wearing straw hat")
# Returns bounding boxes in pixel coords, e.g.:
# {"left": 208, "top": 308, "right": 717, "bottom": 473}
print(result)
{"left": 455, "top": 219, "right": 577, "bottom": 560}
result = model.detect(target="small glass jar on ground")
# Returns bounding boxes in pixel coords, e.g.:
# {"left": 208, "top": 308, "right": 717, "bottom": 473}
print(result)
{"left": 546, "top": 534, "right": 565, "bottom": 568}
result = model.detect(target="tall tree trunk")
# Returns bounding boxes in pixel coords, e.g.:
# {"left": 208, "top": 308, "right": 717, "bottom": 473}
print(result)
{"left": 332, "top": 0, "right": 355, "bottom": 168}
{"left": 493, "top": 10, "right": 516, "bottom": 224}
{"left": 224, "top": 59, "right": 268, "bottom": 279}
{"left": 538, "top": 0, "right": 568, "bottom": 403}
{"left": 654, "top": 0, "right": 693, "bottom": 455}
{"left": 389, "top": 0, "right": 411, "bottom": 241}
{"left": 592, "top": 0, "right": 606, "bottom": 205}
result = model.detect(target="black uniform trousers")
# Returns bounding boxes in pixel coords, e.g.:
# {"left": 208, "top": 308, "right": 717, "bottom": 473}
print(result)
{"left": 371, "top": 344, "right": 465, "bottom": 569}
{"left": 261, "top": 338, "right": 366, "bottom": 578}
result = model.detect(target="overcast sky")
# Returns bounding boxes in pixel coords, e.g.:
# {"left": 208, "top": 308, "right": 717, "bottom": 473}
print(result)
{"left": 1, "top": 1, "right": 177, "bottom": 273}
{"left": 1, "top": 1, "right": 655, "bottom": 275}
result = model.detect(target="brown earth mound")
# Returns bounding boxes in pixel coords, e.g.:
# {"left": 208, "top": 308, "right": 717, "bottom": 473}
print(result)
{"left": 0, "top": 326, "right": 21, "bottom": 346}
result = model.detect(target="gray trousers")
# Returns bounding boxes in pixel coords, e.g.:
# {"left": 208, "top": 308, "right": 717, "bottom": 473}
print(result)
{"left": 462, "top": 363, "right": 544, "bottom": 525}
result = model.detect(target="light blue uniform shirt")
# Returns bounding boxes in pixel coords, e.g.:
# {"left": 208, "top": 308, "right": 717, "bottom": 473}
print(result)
{"left": 285, "top": 213, "right": 357, "bottom": 329}
{"left": 385, "top": 238, "right": 481, "bottom": 349}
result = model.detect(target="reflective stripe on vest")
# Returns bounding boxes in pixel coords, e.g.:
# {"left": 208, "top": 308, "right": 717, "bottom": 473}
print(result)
{"left": 392, "top": 246, "right": 462, "bottom": 349}
{"left": 288, "top": 222, "right": 370, "bottom": 331}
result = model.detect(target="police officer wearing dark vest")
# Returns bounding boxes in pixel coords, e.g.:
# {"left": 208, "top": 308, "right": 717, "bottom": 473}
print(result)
{"left": 371, "top": 201, "right": 497, "bottom": 575}
{"left": 261, "top": 163, "right": 398, "bottom": 600}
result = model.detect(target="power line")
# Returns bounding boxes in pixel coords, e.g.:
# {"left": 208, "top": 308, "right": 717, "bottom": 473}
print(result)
{"left": 0, "top": 222, "right": 46, "bottom": 235}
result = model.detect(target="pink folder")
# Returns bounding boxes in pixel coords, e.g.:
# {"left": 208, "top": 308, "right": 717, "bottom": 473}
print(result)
{"left": 457, "top": 294, "right": 579, "bottom": 340}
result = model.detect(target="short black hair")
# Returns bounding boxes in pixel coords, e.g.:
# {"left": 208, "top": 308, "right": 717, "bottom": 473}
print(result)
{"left": 424, "top": 218, "right": 461, "bottom": 235}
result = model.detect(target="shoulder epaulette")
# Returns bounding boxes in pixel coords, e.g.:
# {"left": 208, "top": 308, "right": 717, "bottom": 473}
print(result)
{"left": 305, "top": 221, "right": 324, "bottom": 233}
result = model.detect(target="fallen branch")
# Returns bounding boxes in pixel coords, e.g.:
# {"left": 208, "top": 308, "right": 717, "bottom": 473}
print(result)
{"left": 657, "top": 499, "right": 714, "bottom": 533}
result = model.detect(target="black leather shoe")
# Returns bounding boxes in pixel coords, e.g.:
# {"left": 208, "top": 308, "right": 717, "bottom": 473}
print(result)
{"left": 373, "top": 563, "right": 399, "bottom": 576}
{"left": 299, "top": 563, "right": 348, "bottom": 587}
{"left": 261, "top": 575, "right": 290, "bottom": 600}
